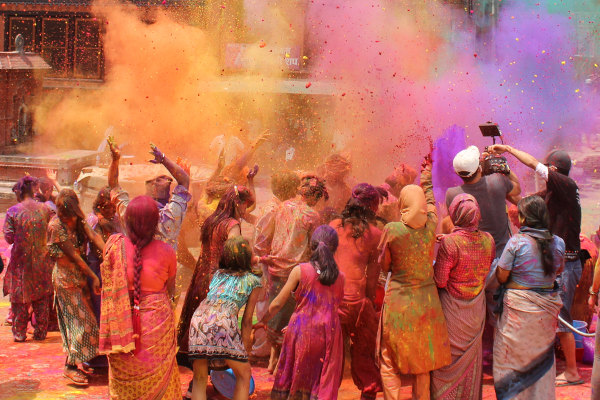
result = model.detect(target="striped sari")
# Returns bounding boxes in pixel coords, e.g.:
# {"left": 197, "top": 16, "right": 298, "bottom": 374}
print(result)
{"left": 100, "top": 235, "right": 180, "bottom": 400}
{"left": 493, "top": 289, "right": 562, "bottom": 400}
{"left": 432, "top": 289, "right": 485, "bottom": 400}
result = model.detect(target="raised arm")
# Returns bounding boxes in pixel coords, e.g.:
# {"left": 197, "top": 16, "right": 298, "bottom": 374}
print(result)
{"left": 506, "top": 170, "right": 522, "bottom": 205}
{"left": 232, "top": 130, "right": 271, "bottom": 172}
{"left": 45, "top": 169, "right": 62, "bottom": 192}
{"left": 420, "top": 153, "right": 437, "bottom": 217}
{"left": 107, "top": 137, "right": 120, "bottom": 189}
{"left": 489, "top": 144, "right": 539, "bottom": 171}
{"left": 149, "top": 144, "right": 190, "bottom": 190}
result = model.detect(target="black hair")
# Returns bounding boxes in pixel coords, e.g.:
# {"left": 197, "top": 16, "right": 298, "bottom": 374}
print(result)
{"left": 518, "top": 195, "right": 556, "bottom": 276}
{"left": 219, "top": 236, "right": 252, "bottom": 273}
{"left": 309, "top": 225, "right": 339, "bottom": 286}
{"left": 14, "top": 175, "right": 38, "bottom": 200}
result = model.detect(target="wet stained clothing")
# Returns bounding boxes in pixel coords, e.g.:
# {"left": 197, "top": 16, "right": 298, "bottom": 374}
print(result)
{"left": 434, "top": 230, "right": 495, "bottom": 300}
{"left": 111, "top": 184, "right": 191, "bottom": 251}
{"left": 178, "top": 218, "right": 240, "bottom": 353}
{"left": 331, "top": 218, "right": 382, "bottom": 397}
{"left": 3, "top": 199, "right": 53, "bottom": 303}
{"left": 11, "top": 295, "right": 51, "bottom": 341}
{"left": 378, "top": 169, "right": 451, "bottom": 376}
{"left": 48, "top": 216, "right": 99, "bottom": 365}
{"left": 272, "top": 263, "right": 345, "bottom": 400}
{"left": 188, "top": 270, "right": 261, "bottom": 368}
{"left": 267, "top": 198, "right": 320, "bottom": 278}
{"left": 446, "top": 174, "right": 514, "bottom": 258}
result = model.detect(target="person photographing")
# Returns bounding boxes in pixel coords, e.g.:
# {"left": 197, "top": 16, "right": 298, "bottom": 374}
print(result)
{"left": 489, "top": 144, "right": 583, "bottom": 387}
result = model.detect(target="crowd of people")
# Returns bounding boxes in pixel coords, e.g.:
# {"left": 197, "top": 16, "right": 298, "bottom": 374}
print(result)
{"left": 2, "top": 134, "right": 600, "bottom": 400}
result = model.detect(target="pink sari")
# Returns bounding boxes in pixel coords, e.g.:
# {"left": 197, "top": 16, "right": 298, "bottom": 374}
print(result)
{"left": 100, "top": 235, "right": 180, "bottom": 400}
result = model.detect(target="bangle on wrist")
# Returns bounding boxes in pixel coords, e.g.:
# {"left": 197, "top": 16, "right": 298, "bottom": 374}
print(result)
{"left": 589, "top": 286, "right": 598, "bottom": 296}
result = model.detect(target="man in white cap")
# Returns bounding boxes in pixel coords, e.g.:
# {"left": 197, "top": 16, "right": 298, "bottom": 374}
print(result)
{"left": 446, "top": 145, "right": 521, "bottom": 258}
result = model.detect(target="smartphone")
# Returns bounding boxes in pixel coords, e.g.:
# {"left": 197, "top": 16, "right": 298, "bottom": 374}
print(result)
{"left": 479, "top": 122, "right": 501, "bottom": 137}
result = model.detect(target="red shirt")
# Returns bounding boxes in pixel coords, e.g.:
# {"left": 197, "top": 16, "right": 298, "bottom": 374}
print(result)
{"left": 434, "top": 230, "right": 495, "bottom": 299}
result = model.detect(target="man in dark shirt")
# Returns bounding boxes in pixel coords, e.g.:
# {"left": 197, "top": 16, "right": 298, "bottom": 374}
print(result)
{"left": 490, "top": 144, "right": 583, "bottom": 386}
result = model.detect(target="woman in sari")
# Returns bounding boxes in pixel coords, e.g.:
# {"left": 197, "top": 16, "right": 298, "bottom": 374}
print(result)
{"left": 493, "top": 195, "right": 564, "bottom": 400}
{"left": 100, "top": 195, "right": 181, "bottom": 399}
{"left": 431, "top": 194, "right": 495, "bottom": 400}
{"left": 378, "top": 155, "right": 451, "bottom": 399}
{"left": 48, "top": 189, "right": 104, "bottom": 386}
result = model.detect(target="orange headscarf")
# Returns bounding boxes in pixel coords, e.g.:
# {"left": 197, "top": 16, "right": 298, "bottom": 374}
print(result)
{"left": 399, "top": 184, "right": 428, "bottom": 229}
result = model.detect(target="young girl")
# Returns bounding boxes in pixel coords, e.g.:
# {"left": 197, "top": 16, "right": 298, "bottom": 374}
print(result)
{"left": 255, "top": 225, "right": 345, "bottom": 400}
{"left": 188, "top": 237, "right": 262, "bottom": 400}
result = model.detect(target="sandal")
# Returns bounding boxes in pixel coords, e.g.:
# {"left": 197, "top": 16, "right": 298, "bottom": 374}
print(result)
{"left": 80, "top": 365, "right": 95, "bottom": 376}
{"left": 64, "top": 367, "right": 89, "bottom": 386}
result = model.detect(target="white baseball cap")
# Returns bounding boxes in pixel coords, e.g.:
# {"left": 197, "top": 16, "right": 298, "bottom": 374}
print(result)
{"left": 453, "top": 146, "right": 480, "bottom": 177}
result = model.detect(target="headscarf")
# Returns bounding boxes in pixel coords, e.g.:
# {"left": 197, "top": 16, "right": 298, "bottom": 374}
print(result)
{"left": 449, "top": 193, "right": 481, "bottom": 232}
{"left": 399, "top": 184, "right": 428, "bottom": 229}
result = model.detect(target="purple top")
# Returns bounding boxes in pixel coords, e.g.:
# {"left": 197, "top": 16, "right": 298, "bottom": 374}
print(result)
{"left": 3, "top": 199, "right": 53, "bottom": 303}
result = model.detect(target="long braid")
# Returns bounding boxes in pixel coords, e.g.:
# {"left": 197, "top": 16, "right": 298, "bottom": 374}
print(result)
{"left": 131, "top": 236, "right": 152, "bottom": 350}
{"left": 132, "top": 241, "right": 144, "bottom": 311}
{"left": 123, "top": 195, "right": 160, "bottom": 351}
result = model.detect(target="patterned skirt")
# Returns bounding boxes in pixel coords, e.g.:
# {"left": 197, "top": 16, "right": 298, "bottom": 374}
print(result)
{"left": 188, "top": 301, "right": 247, "bottom": 370}
{"left": 54, "top": 285, "right": 99, "bottom": 365}
{"left": 107, "top": 292, "right": 181, "bottom": 400}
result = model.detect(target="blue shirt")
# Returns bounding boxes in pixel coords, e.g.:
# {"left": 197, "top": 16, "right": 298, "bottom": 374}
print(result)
{"left": 206, "top": 270, "right": 262, "bottom": 310}
{"left": 498, "top": 231, "right": 565, "bottom": 288}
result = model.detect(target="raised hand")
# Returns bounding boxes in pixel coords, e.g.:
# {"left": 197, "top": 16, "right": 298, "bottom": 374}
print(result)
{"left": 45, "top": 168, "right": 58, "bottom": 181}
{"left": 488, "top": 144, "right": 509, "bottom": 155}
{"left": 247, "top": 164, "right": 259, "bottom": 180}
{"left": 107, "top": 136, "right": 121, "bottom": 161}
{"left": 149, "top": 143, "right": 165, "bottom": 164}
{"left": 422, "top": 153, "right": 433, "bottom": 171}
{"left": 253, "top": 130, "right": 272, "bottom": 148}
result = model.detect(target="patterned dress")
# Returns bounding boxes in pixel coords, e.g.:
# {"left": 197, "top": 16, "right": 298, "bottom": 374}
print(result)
{"left": 3, "top": 199, "right": 53, "bottom": 340}
{"left": 188, "top": 270, "right": 261, "bottom": 369}
{"left": 178, "top": 217, "right": 241, "bottom": 353}
{"left": 378, "top": 212, "right": 451, "bottom": 375}
{"left": 272, "top": 263, "right": 345, "bottom": 400}
{"left": 48, "top": 216, "right": 99, "bottom": 365}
